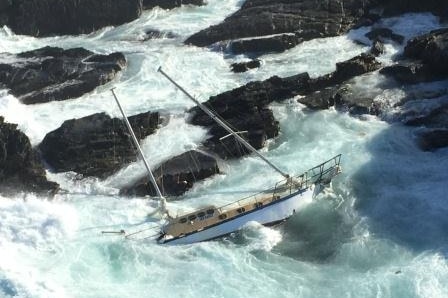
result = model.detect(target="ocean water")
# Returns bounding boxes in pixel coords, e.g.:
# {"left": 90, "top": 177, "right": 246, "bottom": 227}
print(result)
{"left": 1, "top": 2, "right": 448, "bottom": 297}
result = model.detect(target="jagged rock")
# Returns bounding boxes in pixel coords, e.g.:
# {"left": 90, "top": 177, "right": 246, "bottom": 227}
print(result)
{"left": 230, "top": 34, "right": 304, "bottom": 55}
{"left": 0, "top": 116, "right": 59, "bottom": 196}
{"left": 380, "top": 63, "right": 440, "bottom": 84}
{"left": 185, "top": 0, "right": 376, "bottom": 51}
{"left": 38, "top": 112, "right": 160, "bottom": 179}
{"left": 120, "top": 150, "right": 219, "bottom": 197}
{"left": 230, "top": 59, "right": 261, "bottom": 73}
{"left": 370, "top": 39, "right": 385, "bottom": 56}
{"left": 365, "top": 28, "right": 405, "bottom": 44}
{"left": 143, "top": 0, "right": 204, "bottom": 10}
{"left": 5, "top": 0, "right": 142, "bottom": 37}
{"left": 404, "top": 28, "right": 448, "bottom": 75}
{"left": 308, "top": 54, "right": 382, "bottom": 91}
{"left": 418, "top": 129, "right": 448, "bottom": 151}
{"left": 0, "top": 46, "right": 126, "bottom": 104}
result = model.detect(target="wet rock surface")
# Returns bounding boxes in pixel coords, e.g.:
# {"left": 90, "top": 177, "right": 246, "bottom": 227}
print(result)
{"left": 185, "top": 0, "right": 374, "bottom": 53}
{"left": 143, "top": 0, "right": 204, "bottom": 10}
{"left": 0, "top": 117, "right": 59, "bottom": 195}
{"left": 230, "top": 59, "right": 261, "bottom": 73}
{"left": 120, "top": 150, "right": 219, "bottom": 197}
{"left": 0, "top": 46, "right": 126, "bottom": 105}
{"left": 229, "top": 34, "right": 304, "bottom": 55}
{"left": 1, "top": 0, "right": 142, "bottom": 37}
{"left": 404, "top": 28, "right": 448, "bottom": 75}
{"left": 38, "top": 112, "right": 160, "bottom": 179}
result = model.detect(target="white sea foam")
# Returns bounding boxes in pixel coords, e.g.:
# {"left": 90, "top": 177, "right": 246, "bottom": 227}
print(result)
{"left": 1, "top": 8, "right": 447, "bottom": 298}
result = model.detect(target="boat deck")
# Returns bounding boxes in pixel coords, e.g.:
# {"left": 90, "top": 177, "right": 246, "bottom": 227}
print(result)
{"left": 163, "top": 193, "right": 283, "bottom": 239}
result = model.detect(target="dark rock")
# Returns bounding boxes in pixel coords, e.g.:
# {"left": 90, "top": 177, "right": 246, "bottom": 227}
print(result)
{"left": 189, "top": 73, "right": 310, "bottom": 159}
{"left": 298, "top": 86, "right": 342, "bottom": 110}
{"left": 404, "top": 28, "right": 448, "bottom": 75}
{"left": 230, "top": 59, "right": 261, "bottom": 73}
{"left": 0, "top": 116, "right": 59, "bottom": 196}
{"left": 308, "top": 54, "right": 381, "bottom": 91}
{"left": 185, "top": 0, "right": 376, "bottom": 50}
{"left": 378, "top": 0, "right": 448, "bottom": 16}
{"left": 143, "top": 29, "right": 177, "bottom": 40}
{"left": 370, "top": 39, "right": 385, "bottom": 56}
{"left": 0, "top": 0, "right": 12, "bottom": 11}
{"left": 380, "top": 63, "right": 440, "bottom": 84}
{"left": 7, "top": 0, "right": 142, "bottom": 37}
{"left": 120, "top": 150, "right": 219, "bottom": 197}
{"left": 38, "top": 112, "right": 160, "bottom": 179}
{"left": 418, "top": 129, "right": 448, "bottom": 151}
{"left": 365, "top": 28, "right": 405, "bottom": 44}
{"left": 230, "top": 34, "right": 304, "bottom": 55}
{"left": 143, "top": 0, "right": 205, "bottom": 10}
{"left": 0, "top": 46, "right": 126, "bottom": 104}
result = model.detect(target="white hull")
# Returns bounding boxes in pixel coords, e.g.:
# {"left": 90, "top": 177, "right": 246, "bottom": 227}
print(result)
{"left": 160, "top": 186, "right": 316, "bottom": 245}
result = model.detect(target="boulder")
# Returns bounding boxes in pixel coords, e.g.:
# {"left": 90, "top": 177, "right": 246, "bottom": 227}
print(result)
{"left": 0, "top": 117, "right": 59, "bottom": 196}
{"left": 0, "top": 46, "right": 126, "bottom": 104}
{"left": 230, "top": 59, "right": 261, "bottom": 73}
{"left": 120, "top": 150, "right": 219, "bottom": 197}
{"left": 7, "top": 0, "right": 142, "bottom": 37}
{"left": 38, "top": 112, "right": 160, "bottom": 178}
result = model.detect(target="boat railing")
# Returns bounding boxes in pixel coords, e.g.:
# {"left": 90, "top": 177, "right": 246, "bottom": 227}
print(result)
{"left": 124, "top": 223, "right": 162, "bottom": 241}
{"left": 217, "top": 154, "right": 342, "bottom": 214}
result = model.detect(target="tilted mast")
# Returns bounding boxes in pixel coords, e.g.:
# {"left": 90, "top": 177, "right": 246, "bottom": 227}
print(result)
{"left": 111, "top": 88, "right": 168, "bottom": 215}
{"left": 158, "top": 67, "right": 290, "bottom": 180}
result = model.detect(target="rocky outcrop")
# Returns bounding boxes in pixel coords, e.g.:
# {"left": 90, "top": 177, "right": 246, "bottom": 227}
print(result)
{"left": 0, "top": 46, "right": 126, "bottom": 105}
{"left": 38, "top": 112, "right": 160, "bottom": 179}
{"left": 0, "top": 117, "right": 59, "bottom": 196}
{"left": 404, "top": 28, "right": 448, "bottom": 76}
{"left": 185, "top": 0, "right": 374, "bottom": 53}
{"left": 120, "top": 150, "right": 219, "bottom": 197}
{"left": 143, "top": 0, "right": 204, "bottom": 10}
{"left": 189, "top": 54, "right": 381, "bottom": 159}
{"left": 229, "top": 34, "right": 304, "bottom": 55}
{"left": 365, "top": 28, "right": 404, "bottom": 44}
{"left": 2, "top": 0, "right": 142, "bottom": 37}
{"left": 230, "top": 59, "right": 261, "bottom": 73}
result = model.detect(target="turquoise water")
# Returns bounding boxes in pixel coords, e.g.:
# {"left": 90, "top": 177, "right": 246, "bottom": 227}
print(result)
{"left": 1, "top": 2, "right": 447, "bottom": 297}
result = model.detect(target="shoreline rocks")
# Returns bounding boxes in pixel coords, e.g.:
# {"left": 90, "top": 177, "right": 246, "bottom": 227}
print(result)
{"left": 0, "top": 46, "right": 126, "bottom": 105}
{"left": 0, "top": 117, "right": 59, "bottom": 196}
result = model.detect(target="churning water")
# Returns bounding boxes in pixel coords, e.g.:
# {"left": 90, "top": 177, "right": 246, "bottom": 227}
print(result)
{"left": 1, "top": 2, "right": 447, "bottom": 297}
